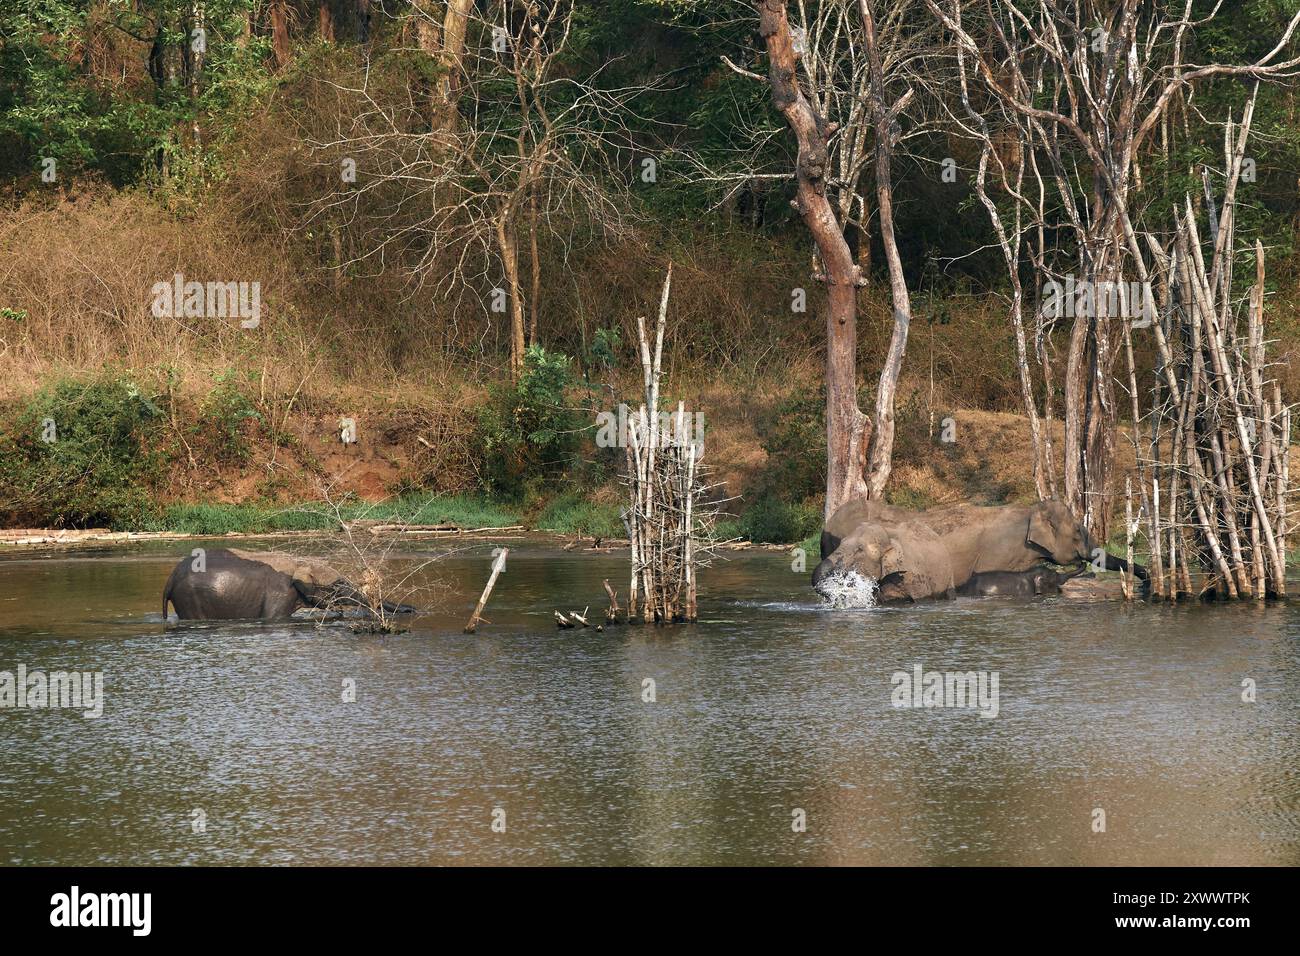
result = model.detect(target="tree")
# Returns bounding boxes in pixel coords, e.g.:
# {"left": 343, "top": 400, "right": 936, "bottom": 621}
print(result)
{"left": 306, "top": 1, "right": 637, "bottom": 377}
{"left": 925, "top": 0, "right": 1300, "bottom": 540}
{"left": 752, "top": 0, "right": 918, "bottom": 516}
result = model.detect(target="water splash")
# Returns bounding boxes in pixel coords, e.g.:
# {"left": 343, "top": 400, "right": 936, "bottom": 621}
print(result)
{"left": 815, "top": 569, "right": 879, "bottom": 609}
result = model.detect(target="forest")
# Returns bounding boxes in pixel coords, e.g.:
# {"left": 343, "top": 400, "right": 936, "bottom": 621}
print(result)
{"left": 2, "top": 0, "right": 1298, "bottom": 564}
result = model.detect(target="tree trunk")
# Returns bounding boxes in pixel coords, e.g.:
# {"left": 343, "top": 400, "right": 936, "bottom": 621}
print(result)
{"left": 413, "top": 0, "right": 439, "bottom": 54}
{"left": 269, "top": 1, "right": 291, "bottom": 68}
{"left": 496, "top": 212, "right": 526, "bottom": 379}
{"left": 355, "top": 0, "right": 370, "bottom": 44}
{"left": 860, "top": 0, "right": 910, "bottom": 501}
{"left": 527, "top": 186, "right": 541, "bottom": 346}
{"left": 319, "top": 0, "right": 335, "bottom": 42}
{"left": 437, "top": 0, "right": 474, "bottom": 126}
{"left": 756, "top": 1, "right": 869, "bottom": 519}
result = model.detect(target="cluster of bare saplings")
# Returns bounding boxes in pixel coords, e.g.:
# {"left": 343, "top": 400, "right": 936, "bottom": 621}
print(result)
{"left": 473, "top": 267, "right": 721, "bottom": 631}
{"left": 621, "top": 267, "right": 724, "bottom": 624}
{"left": 1125, "top": 110, "right": 1291, "bottom": 602}
{"left": 547, "top": 268, "right": 722, "bottom": 629}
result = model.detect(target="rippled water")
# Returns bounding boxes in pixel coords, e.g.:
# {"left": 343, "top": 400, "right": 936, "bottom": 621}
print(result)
{"left": 1, "top": 538, "right": 1297, "bottom": 865}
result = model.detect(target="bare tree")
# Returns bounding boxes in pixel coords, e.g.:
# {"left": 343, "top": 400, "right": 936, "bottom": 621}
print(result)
{"left": 751, "top": 0, "right": 922, "bottom": 516}
{"left": 925, "top": 0, "right": 1300, "bottom": 540}
{"left": 305, "top": 1, "right": 641, "bottom": 376}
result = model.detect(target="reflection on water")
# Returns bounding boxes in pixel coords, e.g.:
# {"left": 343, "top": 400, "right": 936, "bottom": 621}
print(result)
{"left": 1, "top": 538, "right": 1297, "bottom": 865}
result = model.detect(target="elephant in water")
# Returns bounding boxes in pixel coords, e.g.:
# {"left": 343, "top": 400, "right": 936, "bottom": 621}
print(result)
{"left": 957, "top": 564, "right": 1087, "bottom": 597}
{"left": 811, "top": 498, "right": 1145, "bottom": 604}
{"left": 162, "top": 548, "right": 418, "bottom": 621}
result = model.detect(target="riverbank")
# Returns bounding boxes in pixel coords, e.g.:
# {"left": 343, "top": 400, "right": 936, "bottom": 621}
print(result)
{"left": 0, "top": 362, "right": 1130, "bottom": 543}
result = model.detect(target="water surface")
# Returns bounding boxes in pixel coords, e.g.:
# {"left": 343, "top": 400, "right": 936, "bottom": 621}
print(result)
{"left": 1, "top": 539, "right": 1296, "bottom": 865}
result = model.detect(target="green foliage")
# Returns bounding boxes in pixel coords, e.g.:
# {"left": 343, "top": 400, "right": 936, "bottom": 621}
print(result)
{"left": 146, "top": 494, "right": 522, "bottom": 534}
{"left": 476, "top": 345, "right": 587, "bottom": 497}
{"left": 145, "top": 502, "right": 334, "bottom": 535}
{"left": 194, "top": 369, "right": 263, "bottom": 463}
{"left": 589, "top": 327, "right": 622, "bottom": 372}
{"left": 0, "top": 0, "right": 271, "bottom": 186}
{"left": 0, "top": 376, "right": 165, "bottom": 527}
{"left": 345, "top": 494, "right": 521, "bottom": 529}
{"left": 535, "top": 492, "right": 624, "bottom": 538}
{"left": 755, "top": 388, "right": 826, "bottom": 505}
{"left": 740, "top": 493, "right": 821, "bottom": 545}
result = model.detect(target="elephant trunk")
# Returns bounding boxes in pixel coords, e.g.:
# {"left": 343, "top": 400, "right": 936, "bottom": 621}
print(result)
{"left": 811, "top": 555, "right": 845, "bottom": 593}
{"left": 334, "top": 584, "right": 419, "bottom": 616}
{"left": 1101, "top": 552, "right": 1148, "bottom": 580}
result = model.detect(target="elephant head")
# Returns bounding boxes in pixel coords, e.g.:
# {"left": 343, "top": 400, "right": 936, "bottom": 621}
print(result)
{"left": 1026, "top": 500, "right": 1090, "bottom": 565}
{"left": 229, "top": 549, "right": 418, "bottom": 615}
{"left": 812, "top": 520, "right": 953, "bottom": 603}
{"left": 1024, "top": 501, "right": 1147, "bottom": 579}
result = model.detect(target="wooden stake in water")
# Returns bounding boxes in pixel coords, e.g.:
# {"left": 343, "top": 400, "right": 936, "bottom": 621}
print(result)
{"left": 1123, "top": 478, "right": 1134, "bottom": 601}
{"left": 464, "top": 548, "right": 508, "bottom": 634}
{"left": 621, "top": 265, "right": 720, "bottom": 624}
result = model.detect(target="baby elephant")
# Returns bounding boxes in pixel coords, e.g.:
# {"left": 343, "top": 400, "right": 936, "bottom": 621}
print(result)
{"left": 957, "top": 564, "right": 1085, "bottom": 598}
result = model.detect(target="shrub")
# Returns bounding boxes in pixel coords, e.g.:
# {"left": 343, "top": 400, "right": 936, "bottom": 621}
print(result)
{"left": 755, "top": 388, "right": 825, "bottom": 505}
{"left": 741, "top": 494, "right": 821, "bottom": 544}
{"left": 193, "top": 370, "right": 263, "bottom": 464}
{"left": 0, "top": 376, "right": 165, "bottom": 527}
{"left": 476, "top": 346, "right": 587, "bottom": 497}
{"left": 535, "top": 492, "right": 624, "bottom": 538}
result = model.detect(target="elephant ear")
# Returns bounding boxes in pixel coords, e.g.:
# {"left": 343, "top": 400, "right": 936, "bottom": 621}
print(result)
{"left": 1027, "top": 506, "right": 1055, "bottom": 556}
{"left": 881, "top": 541, "right": 907, "bottom": 577}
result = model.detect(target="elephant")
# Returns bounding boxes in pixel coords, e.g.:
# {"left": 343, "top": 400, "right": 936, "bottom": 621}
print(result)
{"left": 162, "top": 548, "right": 418, "bottom": 621}
{"left": 956, "top": 564, "right": 1087, "bottom": 597}
{"left": 813, "top": 513, "right": 957, "bottom": 603}
{"left": 812, "top": 498, "right": 1145, "bottom": 604}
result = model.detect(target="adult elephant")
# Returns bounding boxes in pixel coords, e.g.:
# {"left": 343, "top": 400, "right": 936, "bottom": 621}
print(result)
{"left": 811, "top": 498, "right": 1144, "bottom": 603}
{"left": 162, "top": 548, "right": 417, "bottom": 621}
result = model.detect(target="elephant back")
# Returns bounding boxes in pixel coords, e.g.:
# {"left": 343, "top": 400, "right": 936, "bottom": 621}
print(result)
{"left": 226, "top": 548, "right": 346, "bottom": 587}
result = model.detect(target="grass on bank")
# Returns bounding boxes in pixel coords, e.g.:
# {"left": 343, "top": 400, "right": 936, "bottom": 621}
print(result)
{"left": 138, "top": 490, "right": 827, "bottom": 546}
{"left": 144, "top": 494, "right": 522, "bottom": 536}
{"left": 533, "top": 493, "right": 624, "bottom": 539}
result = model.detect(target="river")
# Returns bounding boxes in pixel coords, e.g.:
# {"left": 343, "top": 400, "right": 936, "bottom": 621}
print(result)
{"left": 1, "top": 538, "right": 1297, "bottom": 865}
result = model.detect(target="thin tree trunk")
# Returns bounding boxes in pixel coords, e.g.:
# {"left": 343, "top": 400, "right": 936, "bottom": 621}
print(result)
{"left": 860, "top": 0, "right": 911, "bottom": 501}
{"left": 495, "top": 212, "right": 526, "bottom": 379}
{"left": 269, "top": 0, "right": 290, "bottom": 68}
{"left": 355, "top": 0, "right": 370, "bottom": 44}
{"left": 756, "top": 1, "right": 869, "bottom": 519}
{"left": 437, "top": 0, "right": 474, "bottom": 127}
{"left": 319, "top": 0, "right": 335, "bottom": 42}
{"left": 527, "top": 186, "right": 541, "bottom": 346}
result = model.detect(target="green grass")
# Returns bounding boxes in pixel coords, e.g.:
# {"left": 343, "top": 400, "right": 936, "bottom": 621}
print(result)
{"left": 145, "top": 494, "right": 521, "bottom": 535}
{"left": 534, "top": 493, "right": 624, "bottom": 538}
{"left": 796, "top": 530, "right": 820, "bottom": 558}
{"left": 715, "top": 516, "right": 744, "bottom": 541}
{"left": 144, "top": 503, "right": 334, "bottom": 535}
{"left": 344, "top": 493, "right": 520, "bottom": 528}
